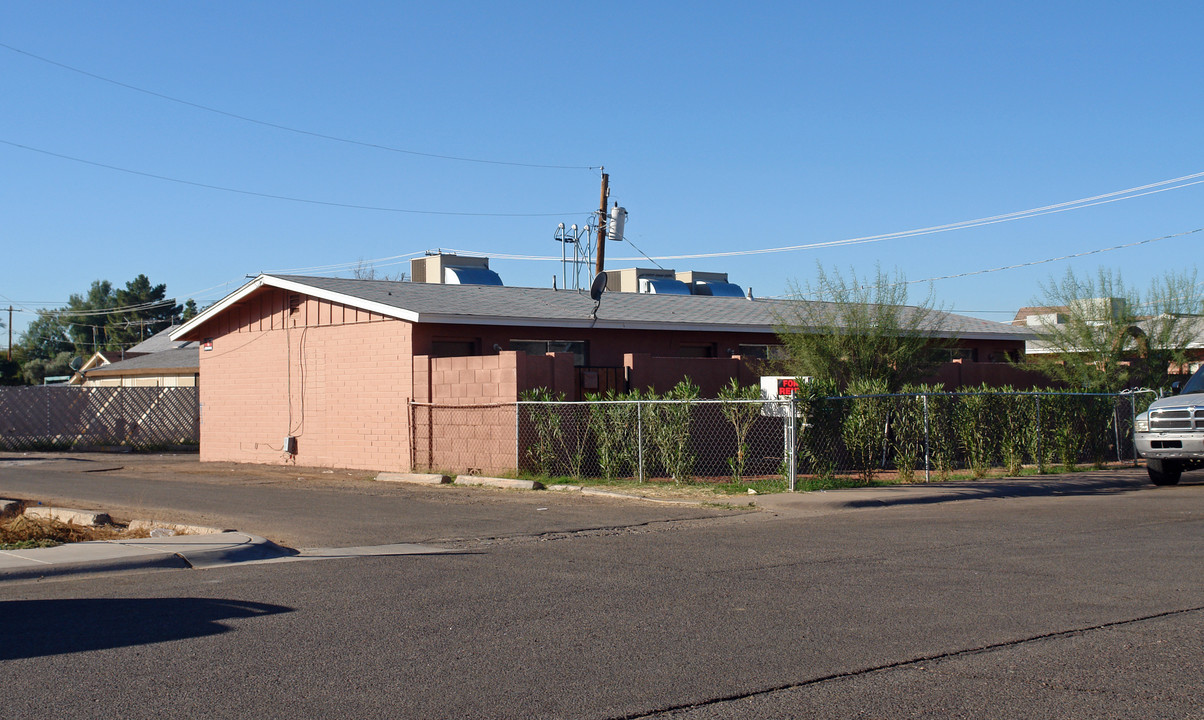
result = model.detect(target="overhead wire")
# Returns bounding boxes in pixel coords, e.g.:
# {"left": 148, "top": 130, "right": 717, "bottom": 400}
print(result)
{"left": 785, "top": 227, "right": 1203, "bottom": 303}
{"left": 0, "top": 41, "right": 597, "bottom": 171}
{"left": 440, "top": 172, "right": 1204, "bottom": 262}
{"left": 0, "top": 139, "right": 588, "bottom": 218}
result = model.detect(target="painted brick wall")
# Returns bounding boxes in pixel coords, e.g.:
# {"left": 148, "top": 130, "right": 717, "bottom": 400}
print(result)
{"left": 198, "top": 289, "right": 413, "bottom": 472}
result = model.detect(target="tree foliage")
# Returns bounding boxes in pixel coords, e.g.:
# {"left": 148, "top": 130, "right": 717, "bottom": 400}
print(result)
{"left": 1027, "top": 267, "right": 1202, "bottom": 392}
{"left": 14, "top": 275, "right": 180, "bottom": 383}
{"left": 774, "top": 264, "right": 956, "bottom": 392}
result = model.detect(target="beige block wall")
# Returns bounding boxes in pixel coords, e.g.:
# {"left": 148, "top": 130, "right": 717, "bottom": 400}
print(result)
{"left": 198, "top": 292, "right": 413, "bottom": 472}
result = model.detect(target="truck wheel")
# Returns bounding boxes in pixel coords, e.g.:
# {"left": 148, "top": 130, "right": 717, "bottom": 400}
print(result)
{"left": 1147, "top": 459, "right": 1182, "bottom": 486}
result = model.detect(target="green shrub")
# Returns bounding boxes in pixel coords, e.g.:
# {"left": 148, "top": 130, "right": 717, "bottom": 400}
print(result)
{"left": 794, "top": 377, "right": 841, "bottom": 480}
{"left": 645, "top": 379, "right": 699, "bottom": 483}
{"left": 586, "top": 388, "right": 642, "bottom": 481}
{"left": 717, "top": 379, "right": 763, "bottom": 483}
{"left": 891, "top": 388, "right": 928, "bottom": 482}
{"left": 520, "top": 387, "right": 564, "bottom": 477}
{"left": 955, "top": 385, "right": 998, "bottom": 479}
{"left": 996, "top": 386, "right": 1030, "bottom": 476}
{"left": 842, "top": 378, "right": 890, "bottom": 483}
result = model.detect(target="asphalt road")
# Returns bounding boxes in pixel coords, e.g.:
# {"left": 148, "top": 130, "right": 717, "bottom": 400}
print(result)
{"left": 2, "top": 456, "right": 1201, "bottom": 718}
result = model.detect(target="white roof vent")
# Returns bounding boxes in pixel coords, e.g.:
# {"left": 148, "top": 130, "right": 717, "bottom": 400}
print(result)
{"left": 691, "top": 280, "right": 745, "bottom": 297}
{"left": 638, "top": 277, "right": 691, "bottom": 295}
{"left": 444, "top": 266, "right": 503, "bottom": 286}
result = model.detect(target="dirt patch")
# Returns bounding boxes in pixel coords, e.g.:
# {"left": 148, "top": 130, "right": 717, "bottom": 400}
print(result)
{"left": 0, "top": 511, "right": 151, "bottom": 550}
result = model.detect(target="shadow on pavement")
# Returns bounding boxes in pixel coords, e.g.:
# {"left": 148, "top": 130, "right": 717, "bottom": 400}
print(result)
{"left": 1, "top": 597, "right": 293, "bottom": 660}
{"left": 842, "top": 472, "right": 1189, "bottom": 509}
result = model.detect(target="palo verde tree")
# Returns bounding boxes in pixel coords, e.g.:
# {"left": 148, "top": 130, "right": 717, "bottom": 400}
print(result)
{"left": 774, "top": 264, "right": 957, "bottom": 392}
{"left": 1027, "top": 267, "right": 1202, "bottom": 392}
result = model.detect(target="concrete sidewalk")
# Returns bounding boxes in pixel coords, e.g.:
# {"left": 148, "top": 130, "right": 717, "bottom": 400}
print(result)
{"left": 0, "top": 532, "right": 295, "bottom": 582}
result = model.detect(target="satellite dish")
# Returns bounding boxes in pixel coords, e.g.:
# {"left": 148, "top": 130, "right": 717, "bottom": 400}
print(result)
{"left": 589, "top": 273, "right": 607, "bottom": 321}
{"left": 589, "top": 272, "right": 607, "bottom": 302}
{"left": 69, "top": 356, "right": 84, "bottom": 372}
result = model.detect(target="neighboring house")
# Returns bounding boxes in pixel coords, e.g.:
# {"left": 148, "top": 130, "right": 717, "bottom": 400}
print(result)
{"left": 171, "top": 255, "right": 1035, "bottom": 473}
{"left": 1017, "top": 300, "right": 1204, "bottom": 367}
{"left": 77, "top": 325, "right": 199, "bottom": 388}
{"left": 69, "top": 351, "right": 129, "bottom": 384}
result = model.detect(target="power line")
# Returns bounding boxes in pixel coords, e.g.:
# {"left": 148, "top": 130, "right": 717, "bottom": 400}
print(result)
{"left": 442, "top": 171, "right": 1204, "bottom": 262}
{"left": 0, "top": 41, "right": 597, "bottom": 171}
{"left": 15, "top": 299, "right": 178, "bottom": 318}
{"left": 1, "top": 139, "right": 589, "bottom": 218}
{"left": 787, "top": 227, "right": 1204, "bottom": 303}
{"left": 905, "top": 228, "right": 1202, "bottom": 287}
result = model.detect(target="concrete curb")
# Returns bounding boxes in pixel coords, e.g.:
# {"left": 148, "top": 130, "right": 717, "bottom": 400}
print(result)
{"left": 24, "top": 506, "right": 112, "bottom": 527}
{"left": 376, "top": 472, "right": 451, "bottom": 485}
{"left": 579, "top": 487, "right": 709, "bottom": 505}
{"left": 127, "top": 519, "right": 233, "bottom": 536}
{"left": 0, "top": 532, "right": 296, "bottom": 581}
{"left": 0, "top": 552, "right": 192, "bottom": 582}
{"left": 453, "top": 476, "right": 544, "bottom": 491}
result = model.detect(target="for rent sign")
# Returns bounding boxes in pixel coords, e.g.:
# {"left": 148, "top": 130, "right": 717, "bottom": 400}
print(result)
{"left": 759, "top": 376, "right": 811, "bottom": 416}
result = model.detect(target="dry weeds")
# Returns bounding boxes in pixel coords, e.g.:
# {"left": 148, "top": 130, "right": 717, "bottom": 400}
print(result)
{"left": 0, "top": 510, "right": 151, "bottom": 549}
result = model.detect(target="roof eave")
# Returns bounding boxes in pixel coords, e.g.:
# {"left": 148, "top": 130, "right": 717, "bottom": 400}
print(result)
{"left": 172, "top": 275, "right": 422, "bottom": 341}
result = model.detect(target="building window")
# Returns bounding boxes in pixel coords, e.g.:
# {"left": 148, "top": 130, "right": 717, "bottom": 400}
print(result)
{"left": 679, "top": 344, "right": 715, "bottom": 358}
{"left": 737, "top": 344, "right": 788, "bottom": 360}
{"left": 511, "top": 340, "right": 587, "bottom": 366}
{"left": 929, "top": 348, "right": 978, "bottom": 363}
{"left": 431, "top": 340, "right": 476, "bottom": 357}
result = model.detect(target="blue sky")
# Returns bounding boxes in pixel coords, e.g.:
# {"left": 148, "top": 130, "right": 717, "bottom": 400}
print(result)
{"left": 3, "top": 2, "right": 1202, "bottom": 347}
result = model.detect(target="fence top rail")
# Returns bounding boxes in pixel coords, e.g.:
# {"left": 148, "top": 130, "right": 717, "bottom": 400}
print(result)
{"left": 515, "top": 398, "right": 785, "bottom": 406}
{"left": 509, "top": 389, "right": 1156, "bottom": 406}
{"left": 823, "top": 390, "right": 1148, "bottom": 401}
{"left": 409, "top": 401, "right": 516, "bottom": 409}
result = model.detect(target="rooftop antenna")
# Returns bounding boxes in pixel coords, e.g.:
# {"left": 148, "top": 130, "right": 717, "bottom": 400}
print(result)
{"left": 554, "top": 222, "right": 592, "bottom": 290}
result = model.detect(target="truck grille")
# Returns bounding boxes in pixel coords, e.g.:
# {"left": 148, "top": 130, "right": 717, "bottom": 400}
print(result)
{"left": 1149, "top": 406, "right": 1204, "bottom": 431}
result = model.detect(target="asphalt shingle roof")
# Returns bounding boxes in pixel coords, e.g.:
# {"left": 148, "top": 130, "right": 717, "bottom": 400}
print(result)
{"left": 84, "top": 347, "right": 199, "bottom": 376}
{"left": 265, "top": 275, "right": 1030, "bottom": 340}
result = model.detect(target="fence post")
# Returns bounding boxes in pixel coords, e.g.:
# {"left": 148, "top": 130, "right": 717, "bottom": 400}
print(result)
{"left": 1035, "top": 395, "right": 1042, "bottom": 473}
{"left": 1130, "top": 393, "right": 1138, "bottom": 467}
{"left": 636, "top": 400, "right": 645, "bottom": 483}
{"left": 1113, "top": 393, "right": 1122, "bottom": 464}
{"left": 788, "top": 395, "right": 797, "bottom": 492}
{"left": 922, "top": 394, "right": 930, "bottom": 484}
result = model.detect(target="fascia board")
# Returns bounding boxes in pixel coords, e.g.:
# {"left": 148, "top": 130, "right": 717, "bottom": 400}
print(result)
{"left": 171, "top": 275, "right": 421, "bottom": 341}
{"left": 415, "top": 313, "right": 1031, "bottom": 341}
{"left": 170, "top": 277, "right": 264, "bottom": 340}
{"left": 261, "top": 276, "right": 421, "bottom": 322}
{"left": 86, "top": 367, "right": 195, "bottom": 377}
{"left": 410, "top": 314, "right": 778, "bottom": 333}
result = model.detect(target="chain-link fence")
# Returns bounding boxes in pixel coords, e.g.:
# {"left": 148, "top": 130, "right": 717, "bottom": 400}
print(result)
{"left": 410, "top": 402, "right": 518, "bottom": 475}
{"left": 789, "top": 389, "right": 1156, "bottom": 486}
{"left": 0, "top": 386, "right": 200, "bottom": 451}
{"left": 506, "top": 390, "right": 1157, "bottom": 486}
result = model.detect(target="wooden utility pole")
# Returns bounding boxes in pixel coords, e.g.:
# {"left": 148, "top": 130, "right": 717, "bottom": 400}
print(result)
{"left": 594, "top": 170, "right": 610, "bottom": 277}
{"left": 6, "top": 306, "right": 11, "bottom": 361}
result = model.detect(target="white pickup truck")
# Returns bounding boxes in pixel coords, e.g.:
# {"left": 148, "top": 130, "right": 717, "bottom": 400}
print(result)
{"left": 1134, "top": 366, "right": 1204, "bottom": 485}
